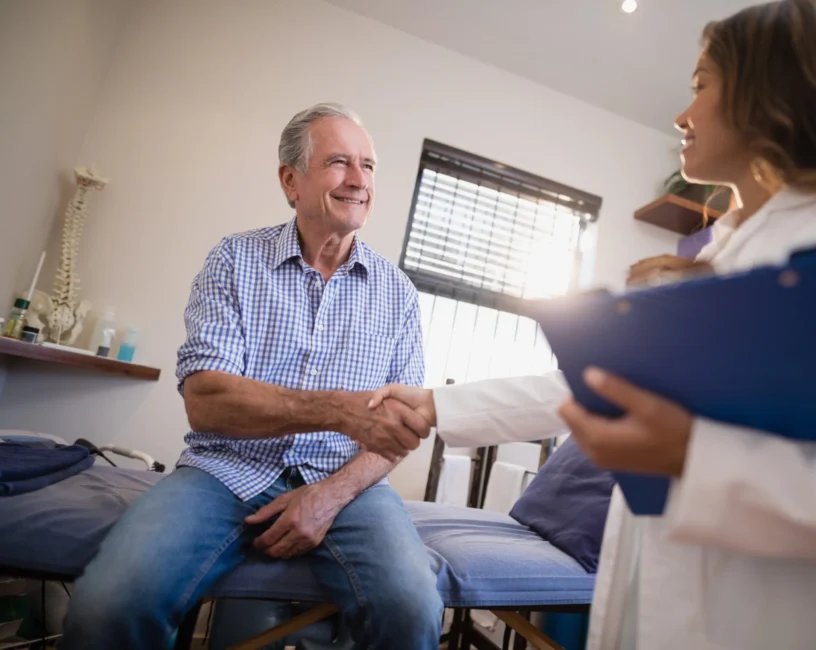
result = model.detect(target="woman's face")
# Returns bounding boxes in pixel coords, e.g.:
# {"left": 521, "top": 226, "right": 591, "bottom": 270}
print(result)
{"left": 675, "top": 53, "right": 752, "bottom": 185}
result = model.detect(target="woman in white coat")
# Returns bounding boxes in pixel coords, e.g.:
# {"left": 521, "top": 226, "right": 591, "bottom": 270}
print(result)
{"left": 370, "top": 1, "right": 816, "bottom": 648}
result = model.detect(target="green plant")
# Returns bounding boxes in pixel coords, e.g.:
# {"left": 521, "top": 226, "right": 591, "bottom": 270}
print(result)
{"left": 663, "top": 170, "right": 716, "bottom": 197}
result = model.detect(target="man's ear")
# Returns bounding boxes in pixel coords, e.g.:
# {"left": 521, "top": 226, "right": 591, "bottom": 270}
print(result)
{"left": 279, "top": 164, "right": 299, "bottom": 205}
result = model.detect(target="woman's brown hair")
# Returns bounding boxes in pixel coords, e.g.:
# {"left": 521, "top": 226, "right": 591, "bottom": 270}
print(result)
{"left": 703, "top": 0, "right": 816, "bottom": 191}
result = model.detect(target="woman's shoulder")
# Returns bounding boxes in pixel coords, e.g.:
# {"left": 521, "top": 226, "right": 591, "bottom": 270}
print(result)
{"left": 762, "top": 189, "right": 816, "bottom": 251}
{"left": 767, "top": 189, "right": 816, "bottom": 222}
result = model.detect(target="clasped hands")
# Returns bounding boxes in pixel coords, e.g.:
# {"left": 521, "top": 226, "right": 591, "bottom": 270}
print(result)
{"left": 366, "top": 367, "right": 692, "bottom": 479}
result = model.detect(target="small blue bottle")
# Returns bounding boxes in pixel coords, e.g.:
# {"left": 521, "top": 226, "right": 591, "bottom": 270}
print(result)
{"left": 117, "top": 327, "right": 138, "bottom": 362}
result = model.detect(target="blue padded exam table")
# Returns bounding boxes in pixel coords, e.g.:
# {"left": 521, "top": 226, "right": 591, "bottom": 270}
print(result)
{"left": 0, "top": 464, "right": 594, "bottom": 650}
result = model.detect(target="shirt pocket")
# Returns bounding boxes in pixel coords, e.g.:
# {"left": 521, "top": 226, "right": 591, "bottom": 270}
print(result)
{"left": 338, "top": 331, "right": 398, "bottom": 391}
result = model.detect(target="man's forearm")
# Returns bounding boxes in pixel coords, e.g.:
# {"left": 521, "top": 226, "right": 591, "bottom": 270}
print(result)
{"left": 184, "top": 370, "right": 355, "bottom": 439}
{"left": 321, "top": 451, "right": 397, "bottom": 508}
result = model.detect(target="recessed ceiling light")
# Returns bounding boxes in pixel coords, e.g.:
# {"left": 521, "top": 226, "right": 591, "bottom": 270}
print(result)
{"left": 621, "top": 0, "right": 638, "bottom": 13}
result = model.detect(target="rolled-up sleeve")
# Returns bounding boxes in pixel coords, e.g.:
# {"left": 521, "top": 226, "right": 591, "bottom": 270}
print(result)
{"left": 387, "top": 290, "right": 425, "bottom": 388}
{"left": 665, "top": 417, "right": 816, "bottom": 559}
{"left": 176, "top": 239, "right": 247, "bottom": 392}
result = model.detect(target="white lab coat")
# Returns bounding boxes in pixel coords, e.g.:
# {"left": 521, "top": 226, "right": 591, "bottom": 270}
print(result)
{"left": 433, "top": 188, "right": 816, "bottom": 650}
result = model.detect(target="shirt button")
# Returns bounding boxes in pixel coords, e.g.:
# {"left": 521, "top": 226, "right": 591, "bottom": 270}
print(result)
{"left": 317, "top": 325, "right": 324, "bottom": 332}
{"left": 310, "top": 369, "right": 318, "bottom": 376}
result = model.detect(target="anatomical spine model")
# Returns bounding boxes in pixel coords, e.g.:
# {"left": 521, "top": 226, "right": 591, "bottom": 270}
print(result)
{"left": 42, "top": 166, "right": 108, "bottom": 344}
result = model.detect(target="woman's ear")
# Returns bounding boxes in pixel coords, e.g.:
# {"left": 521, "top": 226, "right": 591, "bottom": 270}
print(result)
{"left": 750, "top": 158, "right": 785, "bottom": 196}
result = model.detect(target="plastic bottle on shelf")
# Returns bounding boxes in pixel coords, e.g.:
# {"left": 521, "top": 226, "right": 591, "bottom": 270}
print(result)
{"left": 89, "top": 310, "right": 116, "bottom": 353}
{"left": 117, "top": 327, "right": 138, "bottom": 363}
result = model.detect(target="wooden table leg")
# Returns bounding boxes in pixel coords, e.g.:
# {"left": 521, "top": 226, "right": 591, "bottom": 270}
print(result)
{"left": 490, "top": 610, "right": 564, "bottom": 650}
{"left": 228, "top": 603, "right": 339, "bottom": 650}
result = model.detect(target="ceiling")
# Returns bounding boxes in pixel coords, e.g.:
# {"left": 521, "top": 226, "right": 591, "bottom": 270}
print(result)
{"left": 325, "top": 0, "right": 754, "bottom": 135}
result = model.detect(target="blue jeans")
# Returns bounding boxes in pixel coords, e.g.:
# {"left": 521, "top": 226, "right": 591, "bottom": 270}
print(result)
{"left": 60, "top": 466, "right": 442, "bottom": 649}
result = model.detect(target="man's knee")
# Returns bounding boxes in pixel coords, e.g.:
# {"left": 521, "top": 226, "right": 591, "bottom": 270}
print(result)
{"left": 62, "top": 561, "right": 184, "bottom": 650}
{"left": 368, "top": 570, "right": 443, "bottom": 632}
{"left": 66, "top": 529, "right": 190, "bottom": 637}
{"left": 63, "top": 572, "right": 141, "bottom": 640}
{"left": 69, "top": 566, "right": 157, "bottom": 623}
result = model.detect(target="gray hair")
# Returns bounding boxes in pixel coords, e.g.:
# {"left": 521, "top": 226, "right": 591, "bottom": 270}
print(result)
{"left": 279, "top": 102, "right": 371, "bottom": 171}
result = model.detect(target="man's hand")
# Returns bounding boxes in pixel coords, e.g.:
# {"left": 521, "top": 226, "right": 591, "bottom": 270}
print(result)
{"left": 246, "top": 482, "right": 343, "bottom": 559}
{"left": 558, "top": 367, "right": 693, "bottom": 477}
{"left": 627, "top": 255, "right": 713, "bottom": 287}
{"left": 334, "top": 393, "right": 431, "bottom": 462}
{"left": 367, "top": 385, "right": 437, "bottom": 427}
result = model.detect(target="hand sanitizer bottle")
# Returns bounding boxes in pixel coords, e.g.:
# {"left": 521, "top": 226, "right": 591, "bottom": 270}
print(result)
{"left": 117, "top": 327, "right": 138, "bottom": 363}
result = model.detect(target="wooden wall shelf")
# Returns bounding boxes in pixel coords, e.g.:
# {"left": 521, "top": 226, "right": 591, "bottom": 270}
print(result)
{"left": 634, "top": 194, "right": 723, "bottom": 235}
{"left": 0, "top": 337, "right": 161, "bottom": 381}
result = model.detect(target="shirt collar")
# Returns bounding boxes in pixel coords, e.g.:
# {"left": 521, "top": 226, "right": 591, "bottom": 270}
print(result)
{"left": 270, "top": 217, "right": 302, "bottom": 270}
{"left": 271, "top": 216, "right": 370, "bottom": 274}
{"left": 344, "top": 236, "right": 371, "bottom": 275}
{"left": 698, "top": 187, "right": 816, "bottom": 264}
{"left": 761, "top": 186, "right": 816, "bottom": 216}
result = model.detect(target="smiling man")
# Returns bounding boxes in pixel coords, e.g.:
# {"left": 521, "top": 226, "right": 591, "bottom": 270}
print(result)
{"left": 60, "top": 104, "right": 442, "bottom": 650}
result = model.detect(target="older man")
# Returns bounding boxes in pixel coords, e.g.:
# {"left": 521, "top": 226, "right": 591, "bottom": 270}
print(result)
{"left": 61, "top": 104, "right": 442, "bottom": 650}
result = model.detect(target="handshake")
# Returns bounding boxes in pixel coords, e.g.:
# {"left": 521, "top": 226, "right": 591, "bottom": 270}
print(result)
{"left": 337, "top": 385, "right": 437, "bottom": 463}
{"left": 335, "top": 255, "right": 713, "bottom": 463}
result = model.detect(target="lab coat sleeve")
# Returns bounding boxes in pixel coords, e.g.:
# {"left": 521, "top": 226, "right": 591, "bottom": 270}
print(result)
{"left": 433, "top": 372, "right": 571, "bottom": 448}
{"left": 665, "top": 417, "right": 816, "bottom": 559}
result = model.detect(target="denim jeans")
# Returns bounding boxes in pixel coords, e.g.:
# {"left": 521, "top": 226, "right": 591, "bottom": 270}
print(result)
{"left": 60, "top": 466, "right": 443, "bottom": 649}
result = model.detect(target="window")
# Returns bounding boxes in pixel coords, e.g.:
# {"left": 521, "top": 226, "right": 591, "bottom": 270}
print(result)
{"left": 401, "top": 140, "right": 602, "bottom": 388}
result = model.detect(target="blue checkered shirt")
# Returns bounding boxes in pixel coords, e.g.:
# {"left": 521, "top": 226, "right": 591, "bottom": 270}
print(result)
{"left": 176, "top": 217, "right": 424, "bottom": 500}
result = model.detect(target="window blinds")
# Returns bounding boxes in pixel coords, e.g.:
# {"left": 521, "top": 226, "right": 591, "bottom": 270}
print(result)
{"left": 400, "top": 141, "right": 602, "bottom": 315}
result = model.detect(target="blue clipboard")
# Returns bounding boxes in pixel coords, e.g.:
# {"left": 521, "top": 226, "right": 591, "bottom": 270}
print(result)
{"left": 529, "top": 246, "right": 816, "bottom": 515}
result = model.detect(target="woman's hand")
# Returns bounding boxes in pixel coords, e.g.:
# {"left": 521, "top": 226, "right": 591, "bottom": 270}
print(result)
{"left": 627, "top": 254, "right": 713, "bottom": 287}
{"left": 558, "top": 367, "right": 693, "bottom": 477}
{"left": 368, "top": 385, "right": 437, "bottom": 427}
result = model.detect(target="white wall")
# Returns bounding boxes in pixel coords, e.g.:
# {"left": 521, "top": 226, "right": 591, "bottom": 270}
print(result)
{"left": 0, "top": 0, "right": 131, "bottom": 308}
{"left": 0, "top": 0, "right": 680, "bottom": 499}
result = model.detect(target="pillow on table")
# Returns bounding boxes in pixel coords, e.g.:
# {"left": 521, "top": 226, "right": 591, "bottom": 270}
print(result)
{"left": 510, "top": 436, "right": 615, "bottom": 572}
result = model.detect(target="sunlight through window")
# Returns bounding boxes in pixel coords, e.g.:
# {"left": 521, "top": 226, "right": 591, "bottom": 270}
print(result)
{"left": 402, "top": 141, "right": 601, "bottom": 388}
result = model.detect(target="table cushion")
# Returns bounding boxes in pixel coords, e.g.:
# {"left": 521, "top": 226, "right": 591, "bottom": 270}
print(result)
{"left": 0, "top": 464, "right": 162, "bottom": 576}
{"left": 209, "top": 502, "right": 594, "bottom": 607}
{"left": 408, "top": 501, "right": 595, "bottom": 607}
{"left": 0, "top": 467, "right": 594, "bottom": 608}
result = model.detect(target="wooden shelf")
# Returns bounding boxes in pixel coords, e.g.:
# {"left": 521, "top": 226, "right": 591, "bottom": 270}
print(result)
{"left": 0, "top": 337, "right": 161, "bottom": 381}
{"left": 634, "top": 194, "right": 724, "bottom": 235}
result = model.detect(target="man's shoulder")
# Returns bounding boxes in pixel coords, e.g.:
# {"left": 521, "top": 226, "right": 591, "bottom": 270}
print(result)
{"left": 207, "top": 225, "right": 287, "bottom": 266}
{"left": 220, "top": 224, "right": 286, "bottom": 248}
{"left": 358, "top": 241, "right": 417, "bottom": 298}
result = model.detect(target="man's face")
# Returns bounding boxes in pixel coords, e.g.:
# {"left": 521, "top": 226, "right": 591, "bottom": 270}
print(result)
{"left": 282, "top": 117, "right": 376, "bottom": 234}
